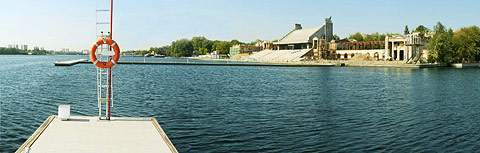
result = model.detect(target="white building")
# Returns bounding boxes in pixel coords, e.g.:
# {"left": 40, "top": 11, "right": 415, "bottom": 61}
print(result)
{"left": 247, "top": 17, "right": 334, "bottom": 62}
{"left": 273, "top": 17, "right": 333, "bottom": 50}
{"left": 384, "top": 32, "right": 425, "bottom": 62}
{"left": 8, "top": 44, "right": 20, "bottom": 49}
{"left": 20, "top": 45, "right": 28, "bottom": 50}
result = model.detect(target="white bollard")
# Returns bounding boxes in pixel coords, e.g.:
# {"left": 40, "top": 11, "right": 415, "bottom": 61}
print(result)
{"left": 58, "top": 105, "right": 70, "bottom": 121}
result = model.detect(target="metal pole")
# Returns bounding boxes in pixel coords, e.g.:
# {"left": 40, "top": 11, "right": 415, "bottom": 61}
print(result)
{"left": 107, "top": 0, "right": 113, "bottom": 120}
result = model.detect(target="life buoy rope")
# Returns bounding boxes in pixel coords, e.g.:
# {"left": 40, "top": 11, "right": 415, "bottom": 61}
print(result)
{"left": 89, "top": 38, "right": 120, "bottom": 68}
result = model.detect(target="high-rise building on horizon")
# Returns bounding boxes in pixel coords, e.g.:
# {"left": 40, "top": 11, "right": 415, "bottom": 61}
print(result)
{"left": 20, "top": 45, "right": 28, "bottom": 50}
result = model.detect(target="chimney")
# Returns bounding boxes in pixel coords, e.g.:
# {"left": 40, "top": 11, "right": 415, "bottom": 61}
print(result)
{"left": 294, "top": 23, "right": 302, "bottom": 30}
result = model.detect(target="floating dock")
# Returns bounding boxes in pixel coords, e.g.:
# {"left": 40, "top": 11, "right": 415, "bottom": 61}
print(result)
{"left": 54, "top": 60, "right": 335, "bottom": 67}
{"left": 16, "top": 116, "right": 178, "bottom": 153}
{"left": 53, "top": 59, "right": 88, "bottom": 66}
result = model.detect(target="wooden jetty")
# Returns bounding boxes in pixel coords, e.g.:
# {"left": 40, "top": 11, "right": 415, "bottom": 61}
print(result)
{"left": 16, "top": 116, "right": 178, "bottom": 153}
{"left": 53, "top": 59, "right": 88, "bottom": 66}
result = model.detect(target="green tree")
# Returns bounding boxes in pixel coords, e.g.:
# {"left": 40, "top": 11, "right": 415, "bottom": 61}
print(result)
{"left": 414, "top": 25, "right": 430, "bottom": 34}
{"left": 364, "top": 34, "right": 375, "bottom": 41}
{"left": 372, "top": 32, "right": 387, "bottom": 41}
{"left": 215, "top": 41, "right": 232, "bottom": 54}
{"left": 167, "top": 39, "right": 193, "bottom": 57}
{"left": 428, "top": 22, "right": 454, "bottom": 63}
{"left": 346, "top": 32, "right": 397, "bottom": 42}
{"left": 333, "top": 35, "right": 340, "bottom": 41}
{"left": 230, "top": 39, "right": 243, "bottom": 45}
{"left": 148, "top": 47, "right": 155, "bottom": 54}
{"left": 191, "top": 36, "right": 211, "bottom": 55}
{"left": 348, "top": 32, "right": 364, "bottom": 41}
{"left": 434, "top": 22, "right": 446, "bottom": 34}
{"left": 247, "top": 39, "right": 263, "bottom": 46}
{"left": 452, "top": 26, "right": 480, "bottom": 62}
{"left": 0, "top": 47, "right": 29, "bottom": 55}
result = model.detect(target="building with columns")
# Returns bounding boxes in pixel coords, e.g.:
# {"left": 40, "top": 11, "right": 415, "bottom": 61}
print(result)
{"left": 384, "top": 32, "right": 425, "bottom": 63}
{"left": 333, "top": 32, "right": 427, "bottom": 63}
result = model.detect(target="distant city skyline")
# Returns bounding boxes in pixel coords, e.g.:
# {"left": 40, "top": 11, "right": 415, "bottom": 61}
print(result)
{"left": 4, "top": 43, "right": 67, "bottom": 52}
{"left": 1, "top": 0, "right": 479, "bottom": 51}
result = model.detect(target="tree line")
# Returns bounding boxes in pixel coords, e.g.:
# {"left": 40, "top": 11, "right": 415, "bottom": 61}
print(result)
{"left": 0, "top": 47, "right": 47, "bottom": 55}
{"left": 348, "top": 32, "right": 400, "bottom": 42}
{"left": 126, "top": 36, "right": 265, "bottom": 57}
{"left": 347, "top": 25, "right": 430, "bottom": 42}
{"left": 428, "top": 22, "right": 480, "bottom": 63}
{"left": 128, "top": 23, "right": 480, "bottom": 63}
{"left": 404, "top": 25, "right": 430, "bottom": 35}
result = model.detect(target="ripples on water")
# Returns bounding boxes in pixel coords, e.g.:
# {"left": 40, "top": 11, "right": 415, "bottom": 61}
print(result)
{"left": 1, "top": 55, "right": 480, "bottom": 152}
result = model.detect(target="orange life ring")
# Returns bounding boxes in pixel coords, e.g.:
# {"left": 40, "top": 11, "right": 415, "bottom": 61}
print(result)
{"left": 89, "top": 38, "right": 120, "bottom": 68}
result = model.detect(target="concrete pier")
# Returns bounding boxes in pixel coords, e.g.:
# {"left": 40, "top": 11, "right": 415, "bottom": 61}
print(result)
{"left": 53, "top": 59, "right": 446, "bottom": 68}
{"left": 54, "top": 60, "right": 335, "bottom": 67}
{"left": 16, "top": 116, "right": 178, "bottom": 153}
{"left": 451, "top": 63, "right": 480, "bottom": 68}
{"left": 53, "top": 59, "right": 88, "bottom": 66}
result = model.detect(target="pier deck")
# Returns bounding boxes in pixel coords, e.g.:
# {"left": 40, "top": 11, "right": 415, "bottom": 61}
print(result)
{"left": 54, "top": 60, "right": 335, "bottom": 67}
{"left": 53, "top": 59, "right": 444, "bottom": 68}
{"left": 16, "top": 116, "right": 177, "bottom": 153}
{"left": 53, "top": 59, "right": 88, "bottom": 66}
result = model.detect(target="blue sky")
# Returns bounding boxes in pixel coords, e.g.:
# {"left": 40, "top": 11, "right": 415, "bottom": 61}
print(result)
{"left": 1, "top": 0, "right": 479, "bottom": 51}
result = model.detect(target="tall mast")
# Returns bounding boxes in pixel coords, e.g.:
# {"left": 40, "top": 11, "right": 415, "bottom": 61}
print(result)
{"left": 94, "top": 0, "right": 115, "bottom": 120}
{"left": 107, "top": 0, "right": 113, "bottom": 120}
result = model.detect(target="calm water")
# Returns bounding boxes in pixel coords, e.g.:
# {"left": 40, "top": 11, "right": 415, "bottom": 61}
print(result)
{"left": 1, "top": 55, "right": 480, "bottom": 152}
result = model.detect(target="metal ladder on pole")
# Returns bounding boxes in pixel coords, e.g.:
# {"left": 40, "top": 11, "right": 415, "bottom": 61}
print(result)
{"left": 95, "top": 0, "right": 114, "bottom": 120}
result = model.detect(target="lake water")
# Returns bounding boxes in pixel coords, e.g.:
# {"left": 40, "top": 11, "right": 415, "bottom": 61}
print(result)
{"left": 1, "top": 55, "right": 480, "bottom": 152}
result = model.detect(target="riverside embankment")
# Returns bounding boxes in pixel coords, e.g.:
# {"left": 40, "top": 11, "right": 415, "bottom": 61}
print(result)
{"left": 190, "top": 57, "right": 444, "bottom": 68}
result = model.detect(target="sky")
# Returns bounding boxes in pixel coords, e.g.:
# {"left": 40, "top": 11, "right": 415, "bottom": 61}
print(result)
{"left": 1, "top": 0, "right": 479, "bottom": 51}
